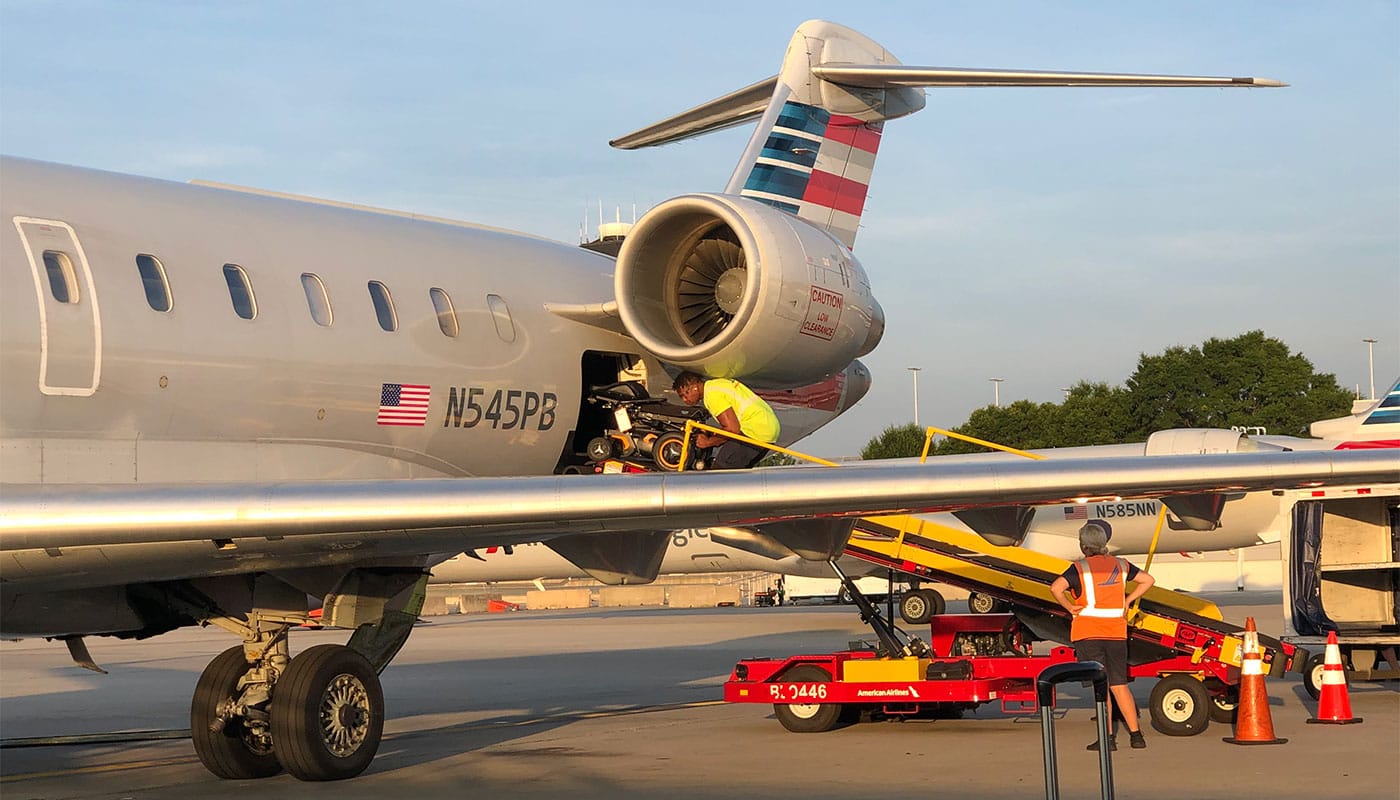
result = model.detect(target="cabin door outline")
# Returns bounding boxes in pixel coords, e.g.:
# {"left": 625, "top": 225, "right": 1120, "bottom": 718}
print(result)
{"left": 13, "top": 216, "right": 102, "bottom": 396}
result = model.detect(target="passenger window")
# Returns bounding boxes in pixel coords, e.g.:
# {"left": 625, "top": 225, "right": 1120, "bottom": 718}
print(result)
{"left": 368, "top": 281, "right": 397, "bottom": 332}
{"left": 487, "top": 294, "right": 516, "bottom": 343}
{"left": 430, "top": 287, "right": 458, "bottom": 337}
{"left": 222, "top": 263, "right": 256, "bottom": 320}
{"left": 136, "top": 254, "right": 172, "bottom": 312}
{"left": 301, "top": 273, "right": 333, "bottom": 327}
{"left": 42, "top": 251, "right": 78, "bottom": 304}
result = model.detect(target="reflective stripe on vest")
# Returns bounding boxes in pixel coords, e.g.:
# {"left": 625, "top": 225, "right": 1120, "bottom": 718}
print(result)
{"left": 1071, "top": 555, "right": 1130, "bottom": 641}
{"left": 1076, "top": 557, "right": 1126, "bottom": 618}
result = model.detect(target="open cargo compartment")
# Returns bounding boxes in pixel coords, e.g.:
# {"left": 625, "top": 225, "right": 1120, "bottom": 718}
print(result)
{"left": 1283, "top": 489, "right": 1400, "bottom": 693}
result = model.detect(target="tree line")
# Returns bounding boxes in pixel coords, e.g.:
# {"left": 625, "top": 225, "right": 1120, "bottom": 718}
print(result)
{"left": 860, "top": 331, "right": 1354, "bottom": 460}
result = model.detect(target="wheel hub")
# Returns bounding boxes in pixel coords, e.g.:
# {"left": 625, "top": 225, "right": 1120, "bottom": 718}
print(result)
{"left": 319, "top": 673, "right": 372, "bottom": 757}
{"left": 1161, "top": 689, "right": 1194, "bottom": 722}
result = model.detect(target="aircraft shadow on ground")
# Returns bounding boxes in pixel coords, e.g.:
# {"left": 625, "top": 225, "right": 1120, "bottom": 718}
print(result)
{"left": 0, "top": 620, "right": 865, "bottom": 781}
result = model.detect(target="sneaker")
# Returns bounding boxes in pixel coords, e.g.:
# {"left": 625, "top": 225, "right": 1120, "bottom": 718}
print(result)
{"left": 1086, "top": 736, "right": 1117, "bottom": 751}
{"left": 1129, "top": 731, "right": 1146, "bottom": 749}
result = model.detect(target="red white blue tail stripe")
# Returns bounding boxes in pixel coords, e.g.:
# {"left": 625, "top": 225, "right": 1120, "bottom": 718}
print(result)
{"left": 1361, "top": 380, "right": 1400, "bottom": 427}
{"left": 740, "top": 100, "right": 882, "bottom": 248}
{"left": 1319, "top": 378, "right": 1400, "bottom": 450}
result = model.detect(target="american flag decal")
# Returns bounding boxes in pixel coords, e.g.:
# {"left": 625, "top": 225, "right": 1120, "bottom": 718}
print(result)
{"left": 1063, "top": 505, "right": 1088, "bottom": 521}
{"left": 378, "top": 383, "right": 430, "bottom": 426}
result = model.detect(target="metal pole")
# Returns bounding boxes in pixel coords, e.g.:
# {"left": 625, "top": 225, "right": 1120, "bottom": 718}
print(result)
{"left": 990, "top": 378, "right": 1004, "bottom": 407}
{"left": 1362, "top": 338, "right": 1377, "bottom": 400}
{"left": 1094, "top": 694, "right": 1114, "bottom": 799}
{"left": 907, "top": 367, "right": 921, "bottom": 426}
{"left": 1038, "top": 661, "right": 1114, "bottom": 800}
{"left": 1040, "top": 702, "right": 1060, "bottom": 800}
{"left": 886, "top": 568, "right": 896, "bottom": 631}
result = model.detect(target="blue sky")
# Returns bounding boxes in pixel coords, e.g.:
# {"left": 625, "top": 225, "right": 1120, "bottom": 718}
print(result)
{"left": 3, "top": 1, "right": 1396, "bottom": 456}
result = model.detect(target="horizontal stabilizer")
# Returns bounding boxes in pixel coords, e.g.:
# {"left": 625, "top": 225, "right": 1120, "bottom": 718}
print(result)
{"left": 610, "top": 76, "right": 778, "bottom": 150}
{"left": 810, "top": 64, "right": 1286, "bottom": 88}
{"left": 612, "top": 63, "right": 1283, "bottom": 151}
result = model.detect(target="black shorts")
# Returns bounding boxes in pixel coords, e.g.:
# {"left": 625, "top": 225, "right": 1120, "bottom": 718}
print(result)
{"left": 1074, "top": 639, "right": 1129, "bottom": 686}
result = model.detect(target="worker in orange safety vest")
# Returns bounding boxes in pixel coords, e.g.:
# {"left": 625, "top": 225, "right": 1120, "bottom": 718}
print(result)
{"left": 1049, "top": 519, "right": 1155, "bottom": 751}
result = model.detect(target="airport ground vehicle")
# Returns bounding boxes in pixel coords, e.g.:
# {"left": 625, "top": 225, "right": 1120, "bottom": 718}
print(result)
{"left": 1279, "top": 487, "right": 1400, "bottom": 695}
{"left": 582, "top": 381, "right": 707, "bottom": 472}
{"left": 724, "top": 514, "right": 1308, "bottom": 735}
{"left": 725, "top": 613, "right": 1269, "bottom": 735}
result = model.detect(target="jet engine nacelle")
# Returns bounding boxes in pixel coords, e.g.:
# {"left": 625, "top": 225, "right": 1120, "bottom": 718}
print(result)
{"left": 1144, "top": 428, "right": 1282, "bottom": 455}
{"left": 614, "top": 194, "right": 884, "bottom": 388}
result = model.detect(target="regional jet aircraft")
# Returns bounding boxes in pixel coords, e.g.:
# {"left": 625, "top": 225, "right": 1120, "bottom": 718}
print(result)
{"left": 3, "top": 19, "right": 1392, "bottom": 782}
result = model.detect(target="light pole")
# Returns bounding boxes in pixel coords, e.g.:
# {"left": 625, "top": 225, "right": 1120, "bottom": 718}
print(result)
{"left": 1061, "top": 387, "right": 1071, "bottom": 402}
{"left": 907, "top": 367, "right": 922, "bottom": 426}
{"left": 1362, "top": 338, "right": 1378, "bottom": 400}
{"left": 990, "top": 377, "right": 1004, "bottom": 407}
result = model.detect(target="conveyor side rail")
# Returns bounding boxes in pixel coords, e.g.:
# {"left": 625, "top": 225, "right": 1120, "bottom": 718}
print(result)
{"left": 845, "top": 514, "right": 1303, "bottom": 675}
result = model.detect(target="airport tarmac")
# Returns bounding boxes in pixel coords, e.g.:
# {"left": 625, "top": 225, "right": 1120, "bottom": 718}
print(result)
{"left": 2, "top": 593, "right": 1396, "bottom": 799}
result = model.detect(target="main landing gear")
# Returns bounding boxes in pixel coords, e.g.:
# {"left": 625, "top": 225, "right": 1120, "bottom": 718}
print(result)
{"left": 192, "top": 640, "right": 384, "bottom": 781}
{"left": 187, "top": 569, "right": 425, "bottom": 781}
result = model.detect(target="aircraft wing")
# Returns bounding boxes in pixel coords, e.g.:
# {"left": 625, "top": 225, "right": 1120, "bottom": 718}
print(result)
{"left": 4, "top": 449, "right": 1394, "bottom": 593}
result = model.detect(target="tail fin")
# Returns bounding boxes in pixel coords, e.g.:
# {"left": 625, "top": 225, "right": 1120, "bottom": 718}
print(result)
{"left": 724, "top": 22, "right": 918, "bottom": 248}
{"left": 611, "top": 19, "right": 1284, "bottom": 249}
{"left": 1362, "top": 379, "right": 1400, "bottom": 427}
{"left": 1310, "top": 378, "right": 1400, "bottom": 448}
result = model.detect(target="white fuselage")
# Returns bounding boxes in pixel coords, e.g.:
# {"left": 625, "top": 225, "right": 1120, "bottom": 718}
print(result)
{"left": 0, "top": 157, "right": 856, "bottom": 486}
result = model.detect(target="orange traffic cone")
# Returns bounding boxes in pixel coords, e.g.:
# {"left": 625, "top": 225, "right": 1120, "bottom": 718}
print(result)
{"left": 1224, "top": 617, "right": 1287, "bottom": 745}
{"left": 1307, "top": 631, "right": 1363, "bottom": 725}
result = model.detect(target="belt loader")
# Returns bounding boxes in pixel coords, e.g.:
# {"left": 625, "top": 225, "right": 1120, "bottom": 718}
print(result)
{"left": 724, "top": 514, "right": 1309, "bottom": 735}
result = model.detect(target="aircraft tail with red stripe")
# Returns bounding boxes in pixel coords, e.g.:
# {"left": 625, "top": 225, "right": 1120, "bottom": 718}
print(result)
{"left": 723, "top": 22, "right": 917, "bottom": 248}
{"left": 1312, "top": 378, "right": 1400, "bottom": 449}
{"left": 610, "top": 19, "right": 1283, "bottom": 249}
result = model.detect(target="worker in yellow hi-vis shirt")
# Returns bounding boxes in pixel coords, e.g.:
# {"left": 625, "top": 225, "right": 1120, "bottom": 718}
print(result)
{"left": 673, "top": 371, "right": 780, "bottom": 469}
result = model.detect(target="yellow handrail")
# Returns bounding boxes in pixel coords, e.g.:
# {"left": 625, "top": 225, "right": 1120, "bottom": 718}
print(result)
{"left": 676, "top": 420, "right": 839, "bottom": 471}
{"left": 918, "top": 426, "right": 1047, "bottom": 464}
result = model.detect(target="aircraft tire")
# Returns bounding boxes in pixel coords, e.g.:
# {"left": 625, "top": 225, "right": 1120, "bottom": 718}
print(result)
{"left": 191, "top": 646, "right": 282, "bottom": 780}
{"left": 899, "top": 589, "right": 945, "bottom": 625}
{"left": 772, "top": 665, "right": 843, "bottom": 733}
{"left": 271, "top": 644, "right": 383, "bottom": 781}
{"left": 1149, "top": 674, "right": 1210, "bottom": 736}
